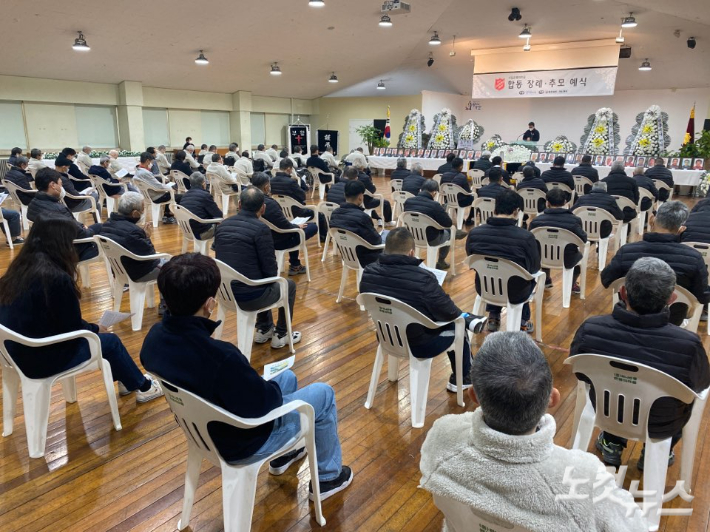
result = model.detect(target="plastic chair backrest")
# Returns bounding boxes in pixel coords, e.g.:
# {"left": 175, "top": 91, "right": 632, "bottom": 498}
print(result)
{"left": 2, "top": 179, "right": 36, "bottom": 203}
{"left": 637, "top": 187, "right": 654, "bottom": 209}
{"left": 464, "top": 254, "right": 535, "bottom": 307}
{"left": 573, "top": 175, "right": 593, "bottom": 197}
{"left": 440, "top": 182, "right": 469, "bottom": 207}
{"left": 170, "top": 170, "right": 191, "bottom": 192}
{"left": 173, "top": 204, "right": 201, "bottom": 242}
{"left": 613, "top": 195, "right": 638, "bottom": 213}
{"left": 472, "top": 197, "right": 496, "bottom": 224}
{"left": 468, "top": 169, "right": 485, "bottom": 183}
{"left": 398, "top": 211, "right": 443, "bottom": 248}
{"left": 329, "top": 228, "right": 378, "bottom": 269}
{"left": 132, "top": 179, "right": 159, "bottom": 205}
{"left": 684, "top": 242, "right": 710, "bottom": 270}
{"left": 272, "top": 194, "right": 303, "bottom": 220}
{"left": 547, "top": 181, "right": 573, "bottom": 195}
{"left": 531, "top": 227, "right": 585, "bottom": 269}
{"left": 93, "top": 235, "right": 159, "bottom": 285}
{"left": 653, "top": 180, "right": 673, "bottom": 199}
{"left": 519, "top": 188, "right": 547, "bottom": 214}
{"left": 317, "top": 201, "right": 339, "bottom": 222}
{"left": 511, "top": 171, "right": 524, "bottom": 183}
{"left": 432, "top": 174, "right": 442, "bottom": 185}
{"left": 433, "top": 494, "right": 532, "bottom": 532}
{"left": 391, "top": 179, "right": 403, "bottom": 192}
{"left": 572, "top": 206, "right": 617, "bottom": 241}
{"left": 564, "top": 354, "right": 697, "bottom": 441}
{"left": 392, "top": 190, "right": 414, "bottom": 207}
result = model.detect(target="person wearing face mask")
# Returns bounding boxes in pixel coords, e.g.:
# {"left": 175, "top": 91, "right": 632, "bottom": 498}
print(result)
{"left": 53, "top": 154, "right": 99, "bottom": 219}
{"left": 99, "top": 192, "right": 170, "bottom": 314}
{"left": 27, "top": 168, "right": 101, "bottom": 260}
{"left": 522, "top": 121, "right": 540, "bottom": 142}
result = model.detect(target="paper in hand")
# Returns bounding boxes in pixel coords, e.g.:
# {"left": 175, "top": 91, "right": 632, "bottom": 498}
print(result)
{"left": 290, "top": 216, "right": 311, "bottom": 225}
{"left": 115, "top": 168, "right": 129, "bottom": 178}
{"left": 419, "top": 263, "right": 447, "bottom": 286}
{"left": 263, "top": 355, "right": 296, "bottom": 381}
{"left": 99, "top": 310, "right": 133, "bottom": 328}
{"left": 166, "top": 182, "right": 176, "bottom": 188}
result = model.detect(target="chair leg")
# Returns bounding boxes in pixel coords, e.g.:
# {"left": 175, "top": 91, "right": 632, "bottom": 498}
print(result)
{"left": 303, "top": 429, "right": 326, "bottom": 526}
{"left": 336, "top": 266, "right": 348, "bottom": 303}
{"left": 112, "top": 278, "right": 125, "bottom": 312}
{"left": 146, "top": 283, "right": 156, "bottom": 309}
{"left": 99, "top": 359, "right": 122, "bottom": 431}
{"left": 282, "top": 295, "right": 296, "bottom": 354}
{"left": 60, "top": 376, "right": 77, "bottom": 403}
{"left": 21, "top": 380, "right": 53, "bottom": 458}
{"left": 21, "top": 205, "right": 29, "bottom": 231}
{"left": 222, "top": 194, "right": 229, "bottom": 215}
{"left": 275, "top": 251, "right": 285, "bottom": 275}
{"left": 505, "top": 304, "right": 524, "bottom": 332}
{"left": 2, "top": 369, "right": 20, "bottom": 437}
{"left": 472, "top": 295, "right": 483, "bottom": 316}
{"left": 409, "top": 356, "right": 433, "bottom": 428}
{"left": 571, "top": 396, "right": 596, "bottom": 451}
{"left": 580, "top": 247, "right": 589, "bottom": 301}
{"left": 456, "top": 208, "right": 464, "bottom": 230}
{"left": 598, "top": 238, "right": 609, "bottom": 271}
{"left": 356, "top": 269, "right": 364, "bottom": 311}
{"left": 181, "top": 237, "right": 189, "bottom": 254}
{"left": 213, "top": 306, "right": 226, "bottom": 339}
{"left": 561, "top": 267, "right": 574, "bottom": 309}
{"left": 425, "top": 247, "right": 437, "bottom": 268}
{"left": 128, "top": 284, "right": 148, "bottom": 331}
{"left": 644, "top": 439, "right": 672, "bottom": 531}
{"left": 236, "top": 311, "right": 257, "bottom": 361}
{"left": 321, "top": 234, "right": 331, "bottom": 262}
{"left": 177, "top": 448, "right": 203, "bottom": 531}
{"left": 680, "top": 393, "right": 707, "bottom": 493}
{"left": 2, "top": 220, "right": 13, "bottom": 250}
{"left": 319, "top": 183, "right": 326, "bottom": 201}
{"left": 301, "top": 242, "right": 311, "bottom": 282}
{"left": 79, "top": 263, "right": 91, "bottom": 288}
{"left": 222, "top": 465, "right": 259, "bottom": 532}
{"left": 365, "top": 346, "right": 386, "bottom": 409}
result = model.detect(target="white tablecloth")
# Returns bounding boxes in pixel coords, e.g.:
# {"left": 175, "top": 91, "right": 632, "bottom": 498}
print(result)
{"left": 369, "top": 156, "right": 472, "bottom": 172}
{"left": 44, "top": 157, "right": 139, "bottom": 174}
{"left": 535, "top": 163, "right": 704, "bottom": 187}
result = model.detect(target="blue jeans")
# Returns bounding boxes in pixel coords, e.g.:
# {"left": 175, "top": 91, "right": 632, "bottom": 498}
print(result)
{"left": 69, "top": 333, "right": 146, "bottom": 390}
{"left": 248, "top": 370, "right": 342, "bottom": 481}
{"left": 1, "top": 209, "right": 21, "bottom": 237}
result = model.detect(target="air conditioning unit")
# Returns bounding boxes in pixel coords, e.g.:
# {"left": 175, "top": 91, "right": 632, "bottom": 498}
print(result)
{"left": 381, "top": 1, "right": 411, "bottom": 14}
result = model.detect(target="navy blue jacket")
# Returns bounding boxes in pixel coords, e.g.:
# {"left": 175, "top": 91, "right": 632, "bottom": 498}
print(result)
{"left": 326, "top": 181, "right": 347, "bottom": 206}
{"left": 476, "top": 182, "right": 508, "bottom": 200}
{"left": 306, "top": 155, "right": 332, "bottom": 180}
{"left": 570, "top": 163, "right": 599, "bottom": 183}
{"left": 472, "top": 159, "right": 491, "bottom": 172}
{"left": 541, "top": 167, "right": 575, "bottom": 192}
{"left": 529, "top": 208, "right": 587, "bottom": 268}
{"left": 271, "top": 172, "right": 307, "bottom": 203}
{"left": 330, "top": 202, "right": 383, "bottom": 266}
{"left": 99, "top": 212, "right": 160, "bottom": 281}
{"left": 485, "top": 166, "right": 511, "bottom": 185}
{"left": 681, "top": 210, "right": 710, "bottom": 244}
{"left": 441, "top": 171, "right": 473, "bottom": 207}
{"left": 633, "top": 174, "right": 658, "bottom": 211}
{"left": 180, "top": 188, "right": 223, "bottom": 237}
{"left": 390, "top": 168, "right": 411, "bottom": 181}
{"left": 602, "top": 170, "right": 639, "bottom": 222}
{"left": 4, "top": 167, "right": 34, "bottom": 204}
{"left": 402, "top": 173, "right": 426, "bottom": 195}
{"left": 404, "top": 191, "right": 453, "bottom": 242}
{"left": 645, "top": 165, "right": 674, "bottom": 201}
{"left": 89, "top": 165, "right": 123, "bottom": 196}
{"left": 263, "top": 196, "right": 299, "bottom": 250}
{"left": 572, "top": 190, "right": 624, "bottom": 239}
{"left": 517, "top": 176, "right": 548, "bottom": 213}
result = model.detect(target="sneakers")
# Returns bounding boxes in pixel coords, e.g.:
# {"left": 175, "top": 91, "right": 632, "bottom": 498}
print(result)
{"left": 595, "top": 433, "right": 623, "bottom": 467}
{"left": 637, "top": 447, "right": 675, "bottom": 471}
{"left": 117, "top": 381, "right": 131, "bottom": 396}
{"left": 545, "top": 280, "right": 553, "bottom": 290}
{"left": 377, "top": 219, "right": 384, "bottom": 228}
{"left": 269, "top": 447, "right": 306, "bottom": 475}
{"left": 520, "top": 320, "right": 535, "bottom": 334}
{"left": 571, "top": 282, "right": 581, "bottom": 294}
{"left": 271, "top": 331, "right": 302, "bottom": 349}
{"left": 454, "top": 229, "right": 468, "bottom": 240}
{"left": 288, "top": 264, "right": 307, "bottom": 276}
{"left": 467, "top": 314, "right": 488, "bottom": 334}
{"left": 254, "top": 326, "right": 274, "bottom": 344}
{"left": 309, "top": 466, "right": 353, "bottom": 501}
{"left": 385, "top": 221, "right": 397, "bottom": 228}
{"left": 446, "top": 373, "right": 473, "bottom": 393}
{"left": 487, "top": 317, "right": 501, "bottom": 332}
{"left": 135, "top": 374, "right": 164, "bottom": 403}
{"left": 435, "top": 261, "right": 450, "bottom": 270}
{"left": 162, "top": 216, "right": 176, "bottom": 224}
{"left": 11, "top": 237, "right": 24, "bottom": 244}
{"left": 464, "top": 218, "right": 475, "bottom": 226}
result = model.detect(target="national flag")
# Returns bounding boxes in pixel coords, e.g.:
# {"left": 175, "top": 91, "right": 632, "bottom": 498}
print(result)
{"left": 683, "top": 104, "right": 695, "bottom": 145}
{"left": 384, "top": 105, "right": 391, "bottom": 139}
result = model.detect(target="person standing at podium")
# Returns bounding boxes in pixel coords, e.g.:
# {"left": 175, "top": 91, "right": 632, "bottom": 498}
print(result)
{"left": 522, "top": 122, "right": 540, "bottom": 142}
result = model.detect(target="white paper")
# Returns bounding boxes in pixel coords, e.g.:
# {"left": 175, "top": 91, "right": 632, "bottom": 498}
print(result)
{"left": 115, "top": 168, "right": 128, "bottom": 178}
{"left": 263, "top": 355, "right": 296, "bottom": 381}
{"left": 0, "top": 193, "right": 8, "bottom": 206}
{"left": 290, "top": 216, "right": 311, "bottom": 225}
{"left": 166, "top": 182, "right": 176, "bottom": 188}
{"left": 419, "top": 263, "right": 447, "bottom": 286}
{"left": 99, "top": 311, "right": 133, "bottom": 328}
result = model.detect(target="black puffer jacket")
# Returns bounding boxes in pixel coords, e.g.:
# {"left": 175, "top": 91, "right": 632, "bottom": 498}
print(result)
{"left": 472, "top": 158, "right": 491, "bottom": 172}
{"left": 523, "top": 162, "right": 541, "bottom": 178}
{"left": 541, "top": 167, "right": 575, "bottom": 191}
{"left": 436, "top": 162, "right": 453, "bottom": 175}
{"left": 476, "top": 182, "right": 508, "bottom": 200}
{"left": 466, "top": 217, "right": 541, "bottom": 304}
{"left": 390, "top": 168, "right": 411, "bottom": 181}
{"left": 570, "top": 304, "right": 710, "bottom": 439}
{"left": 691, "top": 197, "right": 710, "bottom": 214}
{"left": 68, "top": 163, "right": 91, "bottom": 191}
{"left": 681, "top": 210, "right": 710, "bottom": 244}
{"left": 99, "top": 212, "right": 160, "bottom": 281}
{"left": 326, "top": 181, "right": 347, "bottom": 206}
{"left": 263, "top": 196, "right": 298, "bottom": 249}
{"left": 180, "top": 188, "right": 223, "bottom": 236}
{"left": 602, "top": 170, "right": 639, "bottom": 222}
{"left": 633, "top": 174, "right": 658, "bottom": 211}
{"left": 359, "top": 254, "right": 462, "bottom": 345}
{"left": 329, "top": 202, "right": 383, "bottom": 266}
{"left": 529, "top": 208, "right": 587, "bottom": 268}
{"left": 271, "top": 172, "right": 306, "bottom": 203}
{"left": 645, "top": 165, "right": 674, "bottom": 201}
{"left": 358, "top": 172, "right": 381, "bottom": 210}
{"left": 5, "top": 167, "right": 34, "bottom": 204}
{"left": 402, "top": 174, "right": 426, "bottom": 195}
{"left": 570, "top": 163, "right": 599, "bottom": 183}
{"left": 517, "top": 176, "right": 548, "bottom": 213}
{"left": 572, "top": 190, "right": 624, "bottom": 239}
{"left": 485, "top": 166, "right": 511, "bottom": 185}
{"left": 441, "top": 171, "right": 473, "bottom": 207}
{"left": 403, "top": 191, "right": 452, "bottom": 242}
{"left": 214, "top": 210, "right": 278, "bottom": 300}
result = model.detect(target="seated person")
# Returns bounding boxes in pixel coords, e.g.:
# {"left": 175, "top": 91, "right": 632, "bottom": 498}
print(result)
{"left": 421, "top": 332, "right": 647, "bottom": 531}
{"left": 0, "top": 219, "right": 162, "bottom": 403}
{"left": 77, "top": 145, "right": 93, "bottom": 169}
{"left": 1, "top": 207, "right": 23, "bottom": 245}
{"left": 184, "top": 145, "right": 201, "bottom": 170}
{"left": 306, "top": 144, "right": 338, "bottom": 184}
{"left": 356, "top": 163, "right": 393, "bottom": 226}
{"left": 108, "top": 149, "right": 131, "bottom": 178}
{"left": 529, "top": 189, "right": 587, "bottom": 292}
{"left": 206, "top": 153, "right": 239, "bottom": 193}
{"left": 466, "top": 190, "right": 540, "bottom": 333}
{"left": 360, "top": 227, "right": 486, "bottom": 391}
{"left": 272, "top": 158, "right": 327, "bottom": 240}
{"left": 344, "top": 147, "right": 369, "bottom": 171}
{"left": 541, "top": 156, "right": 574, "bottom": 198}
{"left": 60, "top": 147, "right": 93, "bottom": 191}
{"left": 472, "top": 151, "right": 492, "bottom": 172}
{"left": 146, "top": 147, "right": 162, "bottom": 175}
{"left": 140, "top": 253, "right": 352, "bottom": 498}
{"left": 436, "top": 153, "right": 456, "bottom": 175}
{"left": 391, "top": 158, "right": 411, "bottom": 181}
{"left": 53, "top": 154, "right": 99, "bottom": 216}
{"left": 155, "top": 145, "right": 171, "bottom": 175}
{"left": 645, "top": 159, "right": 674, "bottom": 201}
{"left": 7, "top": 147, "right": 23, "bottom": 167}
{"left": 235, "top": 151, "right": 254, "bottom": 177}
{"left": 170, "top": 150, "right": 194, "bottom": 186}
{"left": 571, "top": 155, "right": 599, "bottom": 194}
{"left": 5, "top": 156, "right": 35, "bottom": 204}
{"left": 179, "top": 172, "right": 223, "bottom": 241}
{"left": 266, "top": 144, "right": 279, "bottom": 161}
{"left": 572, "top": 257, "right": 710, "bottom": 468}
{"left": 475, "top": 167, "right": 508, "bottom": 199}
{"left": 402, "top": 163, "right": 426, "bottom": 195}
{"left": 224, "top": 143, "right": 240, "bottom": 166}
{"left": 572, "top": 181, "right": 623, "bottom": 239}
{"left": 134, "top": 152, "right": 182, "bottom": 224}
{"left": 28, "top": 168, "right": 100, "bottom": 260}
{"left": 516, "top": 165, "right": 548, "bottom": 214}
{"left": 214, "top": 187, "right": 300, "bottom": 349}
{"left": 326, "top": 166, "right": 358, "bottom": 206}
{"left": 292, "top": 146, "right": 308, "bottom": 168}
{"left": 441, "top": 157, "right": 474, "bottom": 224}
{"left": 602, "top": 201, "right": 710, "bottom": 325}
{"left": 632, "top": 166, "right": 658, "bottom": 212}
{"left": 253, "top": 144, "right": 274, "bottom": 170}
{"left": 484, "top": 156, "right": 510, "bottom": 184}
{"left": 329, "top": 180, "right": 383, "bottom": 267}
{"left": 522, "top": 160, "right": 541, "bottom": 178}
{"left": 90, "top": 156, "right": 126, "bottom": 199}
{"left": 602, "top": 161, "right": 639, "bottom": 223}
{"left": 680, "top": 207, "right": 710, "bottom": 244}
{"left": 252, "top": 172, "right": 317, "bottom": 276}
{"left": 27, "top": 148, "right": 47, "bottom": 175}
{"left": 403, "top": 180, "right": 467, "bottom": 270}
{"left": 321, "top": 146, "right": 339, "bottom": 170}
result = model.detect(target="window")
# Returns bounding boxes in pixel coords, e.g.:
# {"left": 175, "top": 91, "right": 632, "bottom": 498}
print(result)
{"left": 250, "top": 112, "right": 265, "bottom": 147}
{"left": 75, "top": 105, "right": 118, "bottom": 148}
{"left": 201, "top": 111, "right": 230, "bottom": 146}
{"left": 143, "top": 108, "right": 170, "bottom": 147}
{"left": 0, "top": 101, "right": 26, "bottom": 150}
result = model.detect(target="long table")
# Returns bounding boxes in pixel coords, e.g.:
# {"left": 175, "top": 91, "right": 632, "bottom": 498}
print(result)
{"left": 368, "top": 155, "right": 471, "bottom": 172}
{"left": 535, "top": 163, "right": 704, "bottom": 187}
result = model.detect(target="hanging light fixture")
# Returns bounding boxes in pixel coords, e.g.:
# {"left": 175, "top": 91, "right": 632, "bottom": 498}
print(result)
{"left": 194, "top": 50, "right": 209, "bottom": 65}
{"left": 519, "top": 24, "right": 531, "bottom": 38}
{"left": 309, "top": 0, "right": 325, "bottom": 6}
{"left": 429, "top": 31, "right": 441, "bottom": 45}
{"left": 615, "top": 29, "right": 625, "bottom": 43}
{"left": 328, "top": 72, "right": 339, "bottom": 83}
{"left": 638, "top": 58, "right": 652, "bottom": 71}
{"left": 523, "top": 37, "right": 531, "bottom": 52}
{"left": 379, "top": 15, "right": 393, "bottom": 27}
{"left": 270, "top": 62, "right": 282, "bottom": 75}
{"left": 377, "top": 80, "right": 386, "bottom": 90}
{"left": 621, "top": 13, "right": 637, "bottom": 28}
{"left": 72, "top": 31, "right": 90, "bottom": 51}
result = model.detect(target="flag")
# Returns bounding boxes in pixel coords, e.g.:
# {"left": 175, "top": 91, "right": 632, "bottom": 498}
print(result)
{"left": 384, "top": 105, "right": 391, "bottom": 139}
{"left": 683, "top": 104, "right": 695, "bottom": 145}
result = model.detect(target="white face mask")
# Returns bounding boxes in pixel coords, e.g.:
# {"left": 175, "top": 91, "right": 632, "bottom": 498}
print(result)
{"left": 59, "top": 187, "right": 66, "bottom": 199}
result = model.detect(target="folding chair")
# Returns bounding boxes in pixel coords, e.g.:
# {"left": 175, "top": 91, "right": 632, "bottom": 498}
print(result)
{"left": 173, "top": 204, "right": 221, "bottom": 255}
{"left": 398, "top": 211, "right": 456, "bottom": 275}
{"left": 261, "top": 219, "right": 311, "bottom": 281}
{"left": 329, "top": 228, "right": 384, "bottom": 311}
{"left": 432, "top": 495, "right": 533, "bottom": 532}
{"left": 573, "top": 206, "right": 620, "bottom": 270}
{"left": 440, "top": 182, "right": 474, "bottom": 230}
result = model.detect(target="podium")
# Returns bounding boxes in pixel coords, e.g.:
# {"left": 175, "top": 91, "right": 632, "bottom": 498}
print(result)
{"left": 510, "top": 140, "right": 539, "bottom": 151}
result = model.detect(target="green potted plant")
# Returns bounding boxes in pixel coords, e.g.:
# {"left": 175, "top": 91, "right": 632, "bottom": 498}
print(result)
{"left": 355, "top": 124, "right": 388, "bottom": 155}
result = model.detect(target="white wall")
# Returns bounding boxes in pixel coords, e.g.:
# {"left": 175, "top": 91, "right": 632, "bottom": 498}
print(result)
{"left": 422, "top": 88, "right": 710, "bottom": 152}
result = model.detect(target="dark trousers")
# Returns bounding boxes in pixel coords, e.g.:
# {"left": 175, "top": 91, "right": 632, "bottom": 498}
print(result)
{"left": 275, "top": 223, "right": 318, "bottom": 266}
{"left": 1, "top": 209, "right": 21, "bottom": 237}
{"left": 154, "top": 192, "right": 183, "bottom": 216}
{"left": 409, "top": 325, "right": 472, "bottom": 378}
{"left": 366, "top": 199, "right": 393, "bottom": 223}
{"left": 294, "top": 207, "right": 328, "bottom": 239}
{"left": 239, "top": 280, "right": 296, "bottom": 336}
{"left": 429, "top": 229, "right": 451, "bottom": 261}
{"left": 70, "top": 333, "right": 146, "bottom": 390}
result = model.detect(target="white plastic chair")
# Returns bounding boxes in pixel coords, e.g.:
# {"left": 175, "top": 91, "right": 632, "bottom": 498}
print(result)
{"left": 573, "top": 206, "right": 620, "bottom": 270}
{"left": 272, "top": 194, "right": 306, "bottom": 222}
{"left": 573, "top": 175, "right": 594, "bottom": 200}
{"left": 464, "top": 254, "right": 545, "bottom": 342}
{"left": 261, "top": 219, "right": 311, "bottom": 281}
{"left": 613, "top": 195, "right": 639, "bottom": 246}
{"left": 390, "top": 178, "right": 403, "bottom": 193}
{"left": 356, "top": 293, "right": 465, "bottom": 428}
{"left": 62, "top": 189, "right": 101, "bottom": 224}
{"left": 471, "top": 196, "right": 496, "bottom": 227}
{"left": 89, "top": 174, "right": 125, "bottom": 215}
{"left": 432, "top": 494, "right": 533, "bottom": 532}
{"left": 636, "top": 187, "right": 655, "bottom": 237}
{"left": 467, "top": 169, "right": 485, "bottom": 190}
{"left": 173, "top": 203, "right": 221, "bottom": 255}
{"left": 432, "top": 173, "right": 442, "bottom": 187}
{"left": 2, "top": 180, "right": 35, "bottom": 231}
{"left": 94, "top": 235, "right": 171, "bottom": 331}
{"left": 391, "top": 190, "right": 415, "bottom": 222}
{"left": 440, "top": 182, "right": 474, "bottom": 230}
{"left": 363, "top": 189, "right": 385, "bottom": 220}
{"left": 0, "top": 324, "right": 122, "bottom": 459}
{"left": 170, "top": 169, "right": 191, "bottom": 194}
{"left": 0, "top": 209, "right": 15, "bottom": 250}
{"left": 511, "top": 171, "right": 524, "bottom": 183}
{"left": 132, "top": 179, "right": 175, "bottom": 227}
{"left": 73, "top": 236, "right": 108, "bottom": 289}
{"left": 316, "top": 201, "right": 339, "bottom": 258}
{"left": 481, "top": 177, "right": 511, "bottom": 189}
{"left": 154, "top": 376, "right": 325, "bottom": 532}
{"left": 518, "top": 188, "right": 547, "bottom": 225}
{"left": 684, "top": 241, "right": 710, "bottom": 335}
{"left": 398, "top": 211, "right": 456, "bottom": 275}
{"left": 566, "top": 354, "right": 709, "bottom": 531}
{"left": 330, "top": 228, "right": 384, "bottom": 311}
{"left": 76, "top": 160, "right": 90, "bottom": 176}
{"left": 212, "top": 259, "right": 295, "bottom": 359}
{"left": 653, "top": 180, "right": 673, "bottom": 205}
{"left": 207, "top": 172, "right": 240, "bottom": 215}
{"left": 308, "top": 167, "right": 334, "bottom": 200}
{"left": 531, "top": 227, "right": 590, "bottom": 308}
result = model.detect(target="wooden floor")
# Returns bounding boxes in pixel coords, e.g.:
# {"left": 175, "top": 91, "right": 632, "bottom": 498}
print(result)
{"left": 1, "top": 178, "right": 709, "bottom": 532}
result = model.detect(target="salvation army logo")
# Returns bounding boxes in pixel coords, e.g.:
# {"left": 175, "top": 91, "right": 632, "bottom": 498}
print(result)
{"left": 494, "top": 78, "right": 505, "bottom": 91}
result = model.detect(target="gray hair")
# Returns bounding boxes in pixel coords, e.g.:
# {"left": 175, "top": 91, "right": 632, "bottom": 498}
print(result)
{"left": 591, "top": 181, "right": 607, "bottom": 192}
{"left": 610, "top": 161, "right": 625, "bottom": 173}
{"left": 109, "top": 149, "right": 119, "bottom": 158}
{"left": 396, "top": 157, "right": 408, "bottom": 170}
{"left": 411, "top": 162, "right": 424, "bottom": 175}
{"left": 15, "top": 156, "right": 29, "bottom": 166}
{"left": 655, "top": 200, "right": 689, "bottom": 232}
{"left": 633, "top": 166, "right": 644, "bottom": 176}
{"left": 481, "top": 151, "right": 491, "bottom": 159}
{"left": 82, "top": 146, "right": 91, "bottom": 153}
{"left": 185, "top": 145, "right": 194, "bottom": 152}
{"left": 189, "top": 172, "right": 205, "bottom": 188}
{"left": 99, "top": 156, "right": 110, "bottom": 165}
{"left": 117, "top": 191, "right": 144, "bottom": 215}
{"left": 625, "top": 257, "right": 676, "bottom": 314}
{"left": 229, "top": 143, "right": 238, "bottom": 151}
{"left": 421, "top": 180, "right": 439, "bottom": 194}
{"left": 158, "top": 145, "right": 166, "bottom": 151}
{"left": 471, "top": 332, "right": 552, "bottom": 435}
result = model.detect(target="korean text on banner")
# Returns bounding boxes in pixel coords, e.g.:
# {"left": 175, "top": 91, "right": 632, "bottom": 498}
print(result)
{"left": 472, "top": 67, "right": 617, "bottom": 99}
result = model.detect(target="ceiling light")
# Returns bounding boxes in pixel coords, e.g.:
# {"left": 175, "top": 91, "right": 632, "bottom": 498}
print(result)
{"left": 72, "top": 31, "right": 90, "bottom": 51}
{"left": 519, "top": 25, "right": 531, "bottom": 38}
{"left": 328, "top": 72, "right": 339, "bottom": 83}
{"left": 194, "top": 50, "right": 209, "bottom": 65}
{"left": 523, "top": 37, "right": 531, "bottom": 52}
{"left": 309, "top": 0, "right": 325, "bottom": 6}
{"left": 621, "top": 13, "right": 637, "bottom": 28}
{"left": 377, "top": 80, "right": 386, "bottom": 90}
{"left": 638, "top": 58, "right": 652, "bottom": 71}
{"left": 379, "top": 15, "right": 393, "bottom": 27}
{"left": 615, "top": 29, "right": 625, "bottom": 44}
{"left": 429, "top": 31, "right": 441, "bottom": 45}
{"left": 270, "top": 62, "right": 282, "bottom": 75}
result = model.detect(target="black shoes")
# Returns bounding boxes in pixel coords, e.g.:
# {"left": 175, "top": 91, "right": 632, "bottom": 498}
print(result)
{"left": 595, "top": 433, "right": 623, "bottom": 467}
{"left": 309, "top": 466, "right": 353, "bottom": 501}
{"left": 269, "top": 447, "right": 306, "bottom": 475}
{"left": 446, "top": 373, "right": 473, "bottom": 393}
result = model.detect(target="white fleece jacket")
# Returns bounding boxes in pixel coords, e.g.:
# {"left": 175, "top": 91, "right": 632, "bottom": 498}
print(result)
{"left": 419, "top": 409, "right": 648, "bottom": 532}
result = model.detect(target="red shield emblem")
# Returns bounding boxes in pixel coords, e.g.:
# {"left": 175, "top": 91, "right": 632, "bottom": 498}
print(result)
{"left": 494, "top": 78, "right": 505, "bottom": 91}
